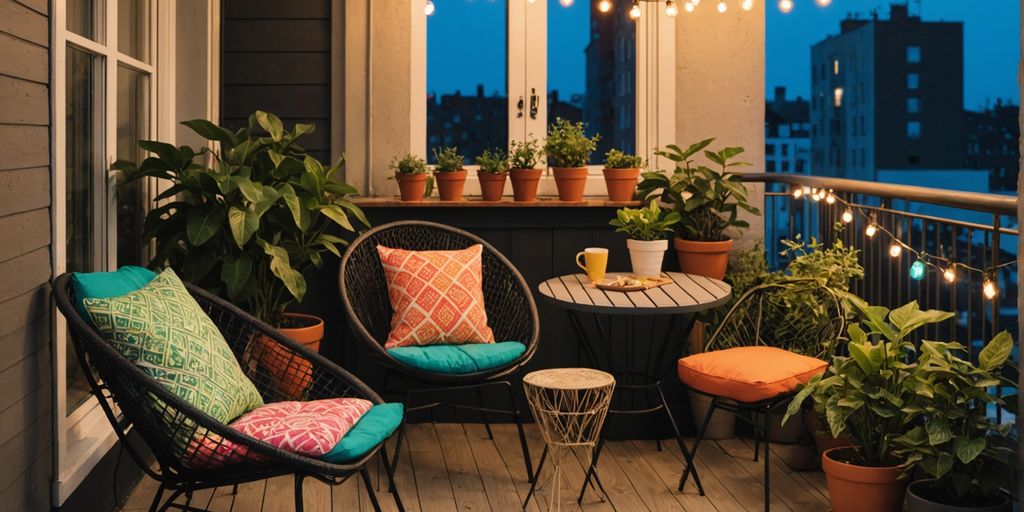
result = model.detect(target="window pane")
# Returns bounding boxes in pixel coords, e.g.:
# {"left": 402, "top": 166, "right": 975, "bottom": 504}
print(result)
{"left": 117, "top": 65, "right": 150, "bottom": 267}
{"left": 67, "top": 0, "right": 104, "bottom": 42}
{"left": 118, "top": 0, "right": 151, "bottom": 62}
{"left": 426, "top": 1, "right": 507, "bottom": 164}
{"left": 906, "top": 45, "right": 921, "bottom": 63}
{"left": 552, "top": 0, "right": 634, "bottom": 162}
{"left": 65, "top": 47, "right": 105, "bottom": 414}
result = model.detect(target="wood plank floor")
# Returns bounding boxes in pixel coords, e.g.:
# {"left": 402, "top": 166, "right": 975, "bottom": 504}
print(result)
{"left": 120, "top": 423, "right": 830, "bottom": 511}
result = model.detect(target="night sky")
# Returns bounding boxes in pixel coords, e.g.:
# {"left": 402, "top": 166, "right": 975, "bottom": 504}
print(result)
{"left": 427, "top": 0, "right": 1020, "bottom": 110}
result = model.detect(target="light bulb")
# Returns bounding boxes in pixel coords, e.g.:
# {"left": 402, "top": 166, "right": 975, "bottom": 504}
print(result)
{"left": 792, "top": 187, "right": 804, "bottom": 199}
{"left": 943, "top": 266, "right": 957, "bottom": 283}
{"left": 629, "top": 1, "right": 642, "bottom": 18}
{"left": 717, "top": 1, "right": 727, "bottom": 12}
{"left": 559, "top": 0, "right": 574, "bottom": 7}
{"left": 778, "top": 0, "right": 793, "bottom": 13}
{"left": 865, "top": 223, "right": 878, "bottom": 238}
{"left": 666, "top": 0, "right": 680, "bottom": 16}
{"left": 812, "top": 188, "right": 822, "bottom": 201}
{"left": 424, "top": 0, "right": 435, "bottom": 16}
{"left": 841, "top": 209, "right": 853, "bottom": 223}
{"left": 888, "top": 242, "right": 903, "bottom": 258}
{"left": 909, "top": 259, "right": 926, "bottom": 281}
{"left": 598, "top": 0, "right": 613, "bottom": 13}
{"left": 684, "top": 1, "right": 696, "bottom": 11}
{"left": 983, "top": 278, "right": 997, "bottom": 300}
{"left": 825, "top": 192, "right": 836, "bottom": 205}
{"left": 692, "top": 0, "right": 700, "bottom": 5}
{"left": 741, "top": 0, "right": 754, "bottom": 11}
{"left": 816, "top": 0, "right": 832, "bottom": 5}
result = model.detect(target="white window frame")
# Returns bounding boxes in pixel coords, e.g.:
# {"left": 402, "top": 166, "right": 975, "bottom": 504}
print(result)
{"left": 415, "top": 0, "right": 675, "bottom": 197}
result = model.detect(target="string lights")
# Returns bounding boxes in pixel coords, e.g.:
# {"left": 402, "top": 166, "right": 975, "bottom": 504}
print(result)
{"left": 591, "top": 0, "right": 834, "bottom": 19}
{"left": 790, "top": 185, "right": 1015, "bottom": 301}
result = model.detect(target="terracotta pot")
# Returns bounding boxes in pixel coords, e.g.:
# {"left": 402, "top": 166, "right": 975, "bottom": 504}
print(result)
{"left": 552, "top": 167, "right": 588, "bottom": 201}
{"left": 396, "top": 173, "right": 428, "bottom": 202}
{"left": 804, "top": 408, "right": 852, "bottom": 457}
{"left": 687, "top": 391, "right": 736, "bottom": 440}
{"left": 626, "top": 238, "right": 668, "bottom": 278}
{"left": 477, "top": 171, "right": 507, "bottom": 201}
{"left": 674, "top": 238, "right": 733, "bottom": 280}
{"left": 509, "top": 168, "right": 542, "bottom": 202}
{"left": 256, "top": 313, "right": 324, "bottom": 400}
{"left": 822, "top": 447, "right": 908, "bottom": 512}
{"left": 602, "top": 167, "right": 640, "bottom": 201}
{"left": 434, "top": 170, "right": 468, "bottom": 201}
{"left": 906, "top": 480, "right": 1010, "bottom": 512}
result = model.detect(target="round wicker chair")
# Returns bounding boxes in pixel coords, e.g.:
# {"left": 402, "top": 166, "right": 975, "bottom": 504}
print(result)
{"left": 339, "top": 220, "right": 539, "bottom": 483}
{"left": 53, "top": 273, "right": 404, "bottom": 512}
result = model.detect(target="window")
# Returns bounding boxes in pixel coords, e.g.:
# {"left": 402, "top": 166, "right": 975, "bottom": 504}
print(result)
{"left": 907, "top": 121, "right": 922, "bottom": 139}
{"left": 833, "top": 58, "right": 839, "bottom": 75}
{"left": 781, "top": 161, "right": 790, "bottom": 172}
{"left": 833, "top": 87, "right": 844, "bottom": 107}
{"left": 766, "top": 144, "right": 775, "bottom": 155}
{"left": 907, "top": 45, "right": 921, "bottom": 63}
{"left": 907, "top": 97, "right": 920, "bottom": 113}
{"left": 907, "top": 73, "right": 920, "bottom": 89}
{"left": 781, "top": 144, "right": 789, "bottom": 157}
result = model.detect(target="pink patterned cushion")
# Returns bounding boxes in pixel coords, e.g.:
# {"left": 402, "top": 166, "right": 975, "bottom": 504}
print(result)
{"left": 377, "top": 244, "right": 495, "bottom": 349}
{"left": 187, "top": 398, "right": 372, "bottom": 468}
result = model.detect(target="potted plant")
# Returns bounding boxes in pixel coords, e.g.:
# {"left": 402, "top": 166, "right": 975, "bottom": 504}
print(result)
{"left": 391, "top": 153, "right": 431, "bottom": 202}
{"left": 508, "top": 137, "right": 544, "bottom": 202}
{"left": 475, "top": 148, "right": 508, "bottom": 201}
{"left": 118, "top": 111, "right": 370, "bottom": 398}
{"left": 894, "top": 330, "right": 1016, "bottom": 512}
{"left": 545, "top": 117, "right": 600, "bottom": 202}
{"left": 603, "top": 148, "right": 644, "bottom": 201}
{"left": 432, "top": 146, "right": 468, "bottom": 201}
{"left": 783, "top": 301, "right": 956, "bottom": 512}
{"left": 636, "top": 138, "right": 760, "bottom": 280}
{"left": 609, "top": 200, "right": 680, "bottom": 278}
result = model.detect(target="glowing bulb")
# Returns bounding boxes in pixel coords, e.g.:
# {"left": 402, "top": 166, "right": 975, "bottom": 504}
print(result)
{"left": 741, "top": 0, "right": 754, "bottom": 11}
{"left": 943, "top": 267, "right": 957, "bottom": 283}
{"left": 692, "top": 0, "right": 700, "bottom": 5}
{"left": 825, "top": 192, "right": 836, "bottom": 205}
{"left": 792, "top": 187, "right": 804, "bottom": 199}
{"left": 812, "top": 188, "right": 822, "bottom": 201}
{"left": 983, "top": 278, "right": 997, "bottom": 300}
{"left": 841, "top": 209, "right": 853, "bottom": 223}
{"left": 816, "top": 0, "right": 832, "bottom": 5}
{"left": 717, "top": 1, "right": 727, "bottom": 12}
{"left": 424, "top": 0, "right": 435, "bottom": 16}
{"left": 865, "top": 223, "right": 878, "bottom": 238}
{"left": 778, "top": 0, "right": 793, "bottom": 13}
{"left": 888, "top": 242, "right": 903, "bottom": 258}
{"left": 909, "top": 259, "right": 926, "bottom": 281}
{"left": 684, "top": 1, "right": 696, "bottom": 12}
{"left": 598, "top": 0, "right": 613, "bottom": 12}
{"left": 559, "top": 0, "right": 574, "bottom": 7}
{"left": 666, "top": 0, "right": 679, "bottom": 16}
{"left": 629, "top": 1, "right": 642, "bottom": 18}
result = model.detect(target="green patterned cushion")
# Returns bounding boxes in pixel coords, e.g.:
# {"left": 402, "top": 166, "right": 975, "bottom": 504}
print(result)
{"left": 83, "top": 269, "right": 264, "bottom": 423}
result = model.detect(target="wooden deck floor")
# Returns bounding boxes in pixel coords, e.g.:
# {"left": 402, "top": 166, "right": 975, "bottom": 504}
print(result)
{"left": 120, "top": 423, "right": 830, "bottom": 511}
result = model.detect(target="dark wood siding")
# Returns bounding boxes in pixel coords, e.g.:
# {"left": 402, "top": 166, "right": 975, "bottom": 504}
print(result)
{"left": 0, "top": 0, "right": 52, "bottom": 510}
{"left": 221, "top": 0, "right": 333, "bottom": 162}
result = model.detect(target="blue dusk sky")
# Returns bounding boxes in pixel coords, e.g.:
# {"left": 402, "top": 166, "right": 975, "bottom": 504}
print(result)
{"left": 427, "top": 0, "right": 1020, "bottom": 109}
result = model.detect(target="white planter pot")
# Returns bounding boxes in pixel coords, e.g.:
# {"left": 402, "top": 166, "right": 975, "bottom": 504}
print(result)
{"left": 626, "top": 239, "right": 668, "bottom": 278}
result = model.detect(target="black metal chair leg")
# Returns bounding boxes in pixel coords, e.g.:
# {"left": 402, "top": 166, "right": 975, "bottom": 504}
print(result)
{"left": 752, "top": 411, "right": 761, "bottom": 462}
{"left": 231, "top": 484, "right": 239, "bottom": 495}
{"left": 148, "top": 482, "right": 167, "bottom": 512}
{"left": 478, "top": 387, "right": 494, "bottom": 439}
{"left": 361, "top": 467, "right": 384, "bottom": 512}
{"left": 522, "top": 445, "right": 548, "bottom": 510}
{"left": 294, "top": 474, "right": 305, "bottom": 512}
{"left": 657, "top": 384, "right": 704, "bottom": 496}
{"left": 763, "top": 411, "right": 772, "bottom": 512}
{"left": 679, "top": 396, "right": 718, "bottom": 492}
{"left": 503, "top": 381, "right": 535, "bottom": 483}
{"left": 378, "top": 443, "right": 407, "bottom": 512}
{"left": 156, "top": 489, "right": 185, "bottom": 512}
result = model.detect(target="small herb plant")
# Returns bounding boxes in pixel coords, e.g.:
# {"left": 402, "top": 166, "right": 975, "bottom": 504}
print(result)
{"left": 509, "top": 138, "right": 544, "bottom": 169}
{"left": 545, "top": 118, "right": 600, "bottom": 168}
{"left": 605, "top": 149, "right": 644, "bottom": 169}
{"left": 475, "top": 148, "right": 508, "bottom": 174}
{"left": 432, "top": 146, "right": 465, "bottom": 173}
{"left": 610, "top": 200, "right": 681, "bottom": 241}
{"left": 390, "top": 153, "right": 428, "bottom": 175}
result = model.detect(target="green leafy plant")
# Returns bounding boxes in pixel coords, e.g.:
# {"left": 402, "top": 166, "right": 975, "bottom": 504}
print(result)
{"left": 475, "top": 148, "right": 508, "bottom": 174}
{"left": 770, "top": 234, "right": 864, "bottom": 290}
{"left": 545, "top": 118, "right": 600, "bottom": 168}
{"left": 390, "top": 153, "right": 428, "bottom": 175}
{"left": 783, "top": 301, "right": 956, "bottom": 467}
{"left": 609, "top": 200, "right": 681, "bottom": 241}
{"left": 432, "top": 146, "right": 465, "bottom": 173}
{"left": 605, "top": 149, "right": 644, "bottom": 169}
{"left": 892, "top": 330, "right": 1017, "bottom": 506}
{"left": 636, "top": 138, "right": 760, "bottom": 242}
{"left": 509, "top": 137, "right": 544, "bottom": 169}
{"left": 117, "top": 111, "right": 370, "bottom": 327}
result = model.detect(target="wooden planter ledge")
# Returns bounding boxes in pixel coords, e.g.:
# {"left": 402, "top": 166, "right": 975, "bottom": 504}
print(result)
{"left": 351, "top": 197, "right": 643, "bottom": 208}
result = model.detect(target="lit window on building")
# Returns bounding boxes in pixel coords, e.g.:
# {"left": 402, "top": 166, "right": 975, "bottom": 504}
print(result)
{"left": 833, "top": 59, "right": 839, "bottom": 75}
{"left": 907, "top": 73, "right": 919, "bottom": 90}
{"left": 907, "top": 97, "right": 920, "bottom": 113}
{"left": 833, "top": 87, "right": 843, "bottom": 107}
{"left": 906, "top": 46, "right": 921, "bottom": 63}
{"left": 907, "top": 121, "right": 921, "bottom": 139}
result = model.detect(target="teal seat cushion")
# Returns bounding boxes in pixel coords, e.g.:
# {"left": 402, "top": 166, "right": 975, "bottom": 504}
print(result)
{"left": 322, "top": 403, "right": 404, "bottom": 463}
{"left": 71, "top": 266, "right": 158, "bottom": 324}
{"left": 386, "top": 341, "right": 527, "bottom": 374}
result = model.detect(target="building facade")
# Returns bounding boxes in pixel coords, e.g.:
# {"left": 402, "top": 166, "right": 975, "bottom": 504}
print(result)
{"left": 965, "top": 100, "right": 1021, "bottom": 192}
{"left": 584, "top": 0, "right": 636, "bottom": 157}
{"left": 766, "top": 86, "right": 810, "bottom": 173}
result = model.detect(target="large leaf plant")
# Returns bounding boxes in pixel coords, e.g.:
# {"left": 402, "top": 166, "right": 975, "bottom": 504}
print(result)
{"left": 117, "top": 111, "right": 369, "bottom": 327}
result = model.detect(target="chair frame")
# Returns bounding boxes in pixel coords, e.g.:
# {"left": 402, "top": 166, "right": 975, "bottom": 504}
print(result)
{"left": 676, "top": 279, "right": 846, "bottom": 511}
{"left": 339, "top": 220, "right": 539, "bottom": 484}
{"left": 53, "top": 273, "right": 405, "bottom": 512}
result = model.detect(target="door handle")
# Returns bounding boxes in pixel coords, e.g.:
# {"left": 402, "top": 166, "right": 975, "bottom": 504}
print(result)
{"left": 516, "top": 96, "right": 525, "bottom": 118}
{"left": 529, "top": 88, "right": 539, "bottom": 119}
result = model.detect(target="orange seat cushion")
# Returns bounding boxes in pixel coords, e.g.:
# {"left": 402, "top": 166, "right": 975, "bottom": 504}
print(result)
{"left": 677, "top": 346, "right": 827, "bottom": 403}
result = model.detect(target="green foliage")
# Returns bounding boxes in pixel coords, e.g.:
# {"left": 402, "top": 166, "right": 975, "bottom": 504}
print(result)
{"left": 475, "top": 148, "right": 509, "bottom": 174}
{"left": 509, "top": 137, "right": 544, "bottom": 169}
{"left": 432, "top": 146, "right": 465, "bottom": 173}
{"left": 892, "top": 330, "right": 1017, "bottom": 505}
{"left": 390, "top": 153, "right": 428, "bottom": 175}
{"left": 116, "top": 111, "right": 369, "bottom": 326}
{"left": 545, "top": 118, "right": 600, "bottom": 168}
{"left": 609, "top": 200, "right": 681, "bottom": 241}
{"left": 783, "top": 301, "right": 956, "bottom": 467}
{"left": 636, "top": 139, "right": 760, "bottom": 242}
{"left": 770, "top": 234, "right": 864, "bottom": 291}
{"left": 605, "top": 149, "right": 644, "bottom": 169}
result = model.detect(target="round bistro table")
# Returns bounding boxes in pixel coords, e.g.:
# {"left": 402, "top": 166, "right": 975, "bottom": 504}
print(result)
{"left": 537, "top": 271, "right": 732, "bottom": 503}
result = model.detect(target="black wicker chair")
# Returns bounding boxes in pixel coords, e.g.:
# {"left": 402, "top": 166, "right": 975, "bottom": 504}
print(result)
{"left": 677, "top": 279, "right": 846, "bottom": 511}
{"left": 53, "top": 273, "right": 404, "bottom": 512}
{"left": 339, "top": 221, "right": 538, "bottom": 483}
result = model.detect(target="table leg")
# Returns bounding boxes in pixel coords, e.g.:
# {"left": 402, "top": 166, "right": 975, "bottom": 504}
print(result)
{"left": 522, "top": 446, "right": 548, "bottom": 510}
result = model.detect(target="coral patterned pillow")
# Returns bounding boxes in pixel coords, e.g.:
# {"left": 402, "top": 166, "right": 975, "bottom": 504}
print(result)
{"left": 188, "top": 398, "right": 372, "bottom": 468}
{"left": 377, "top": 244, "right": 495, "bottom": 349}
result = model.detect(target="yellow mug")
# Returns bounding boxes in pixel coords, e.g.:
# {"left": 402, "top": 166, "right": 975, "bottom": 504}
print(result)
{"left": 576, "top": 247, "right": 609, "bottom": 283}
